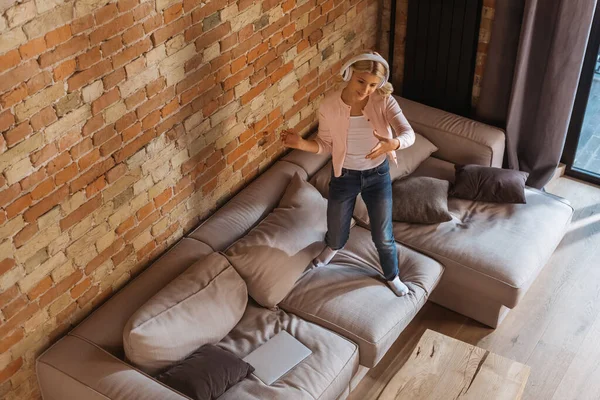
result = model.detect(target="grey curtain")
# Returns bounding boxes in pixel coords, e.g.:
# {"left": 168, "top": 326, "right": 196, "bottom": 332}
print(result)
{"left": 476, "top": 0, "right": 597, "bottom": 188}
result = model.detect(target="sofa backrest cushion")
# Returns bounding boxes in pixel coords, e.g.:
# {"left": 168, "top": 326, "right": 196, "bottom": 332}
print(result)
{"left": 123, "top": 252, "right": 247, "bottom": 375}
{"left": 188, "top": 161, "right": 308, "bottom": 251}
{"left": 396, "top": 96, "right": 505, "bottom": 168}
{"left": 224, "top": 173, "right": 327, "bottom": 309}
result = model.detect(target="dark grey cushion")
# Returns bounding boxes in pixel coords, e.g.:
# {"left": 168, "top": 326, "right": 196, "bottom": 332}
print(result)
{"left": 450, "top": 164, "right": 529, "bottom": 203}
{"left": 156, "top": 344, "right": 254, "bottom": 400}
{"left": 391, "top": 177, "right": 453, "bottom": 224}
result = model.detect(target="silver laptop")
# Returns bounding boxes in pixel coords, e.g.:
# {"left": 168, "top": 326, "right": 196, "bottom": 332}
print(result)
{"left": 243, "top": 330, "right": 312, "bottom": 385}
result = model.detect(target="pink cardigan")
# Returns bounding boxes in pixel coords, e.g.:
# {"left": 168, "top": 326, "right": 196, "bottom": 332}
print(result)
{"left": 314, "top": 90, "right": 415, "bottom": 177}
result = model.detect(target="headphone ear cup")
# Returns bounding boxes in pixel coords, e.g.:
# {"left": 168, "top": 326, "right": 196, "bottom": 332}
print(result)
{"left": 345, "top": 68, "right": 352, "bottom": 82}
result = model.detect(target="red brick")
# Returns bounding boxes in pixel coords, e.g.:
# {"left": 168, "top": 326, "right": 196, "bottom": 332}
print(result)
{"left": 39, "top": 36, "right": 88, "bottom": 68}
{"left": 77, "top": 285, "right": 100, "bottom": 307}
{"left": 29, "top": 144, "right": 57, "bottom": 170}
{"left": 18, "top": 38, "right": 47, "bottom": 60}
{"left": 27, "top": 71, "right": 53, "bottom": 95}
{"left": 6, "top": 194, "right": 32, "bottom": 219}
{"left": 123, "top": 24, "right": 144, "bottom": 45}
{"left": 175, "top": 64, "right": 211, "bottom": 95}
{"left": 0, "top": 110, "right": 15, "bottom": 133}
{"left": 0, "top": 50, "right": 20, "bottom": 74}
{"left": 70, "top": 158, "right": 115, "bottom": 193}
{"left": 100, "top": 134, "right": 122, "bottom": 156}
{"left": 70, "top": 278, "right": 91, "bottom": 299}
{"left": 134, "top": 1, "right": 153, "bottom": 21}
{"left": 115, "top": 217, "right": 135, "bottom": 235}
{"left": 161, "top": 98, "right": 179, "bottom": 118}
{"left": 23, "top": 185, "right": 69, "bottom": 222}
{"left": 61, "top": 194, "right": 102, "bottom": 231}
{"left": 283, "top": 0, "right": 295, "bottom": 12}
{"left": 141, "top": 110, "right": 160, "bottom": 131}
{"left": 112, "top": 37, "right": 152, "bottom": 68}
{"left": 136, "top": 241, "right": 156, "bottom": 261}
{"left": 0, "top": 60, "right": 39, "bottom": 94}
{"left": 122, "top": 122, "right": 142, "bottom": 142}
{"left": 54, "top": 163, "right": 79, "bottom": 186}
{"left": 46, "top": 25, "right": 72, "bottom": 48}
{"left": 192, "top": 22, "right": 230, "bottom": 49}
{"left": 102, "top": 37, "right": 124, "bottom": 59}
{"left": 162, "top": 183, "right": 194, "bottom": 213}
{"left": 119, "top": 0, "right": 139, "bottom": 12}
{"left": 72, "top": 15, "right": 95, "bottom": 34}
{"left": 30, "top": 178, "right": 55, "bottom": 200}
{"left": 137, "top": 202, "right": 154, "bottom": 221}
{"left": 153, "top": 14, "right": 192, "bottom": 45}
{"left": 155, "top": 221, "right": 179, "bottom": 244}
{"left": 221, "top": 33, "right": 238, "bottom": 51}
{"left": 164, "top": 3, "right": 183, "bottom": 24}
{"left": 78, "top": 148, "right": 101, "bottom": 170}
{"left": 86, "top": 176, "right": 106, "bottom": 198}
{"left": 103, "top": 67, "right": 126, "bottom": 90}
{"left": 78, "top": 47, "right": 102, "bottom": 70}
{"left": 106, "top": 163, "right": 127, "bottom": 183}
{"left": 27, "top": 277, "right": 53, "bottom": 300}
{"left": 223, "top": 66, "right": 253, "bottom": 90}
{"left": 0, "top": 329, "right": 23, "bottom": 354}
{"left": 0, "top": 258, "right": 15, "bottom": 276}
{"left": 96, "top": 3, "right": 119, "bottom": 25}
{"left": 155, "top": 104, "right": 192, "bottom": 136}
{"left": 68, "top": 59, "right": 112, "bottom": 92}
{"left": 70, "top": 138, "right": 93, "bottom": 160}
{"left": 241, "top": 79, "right": 269, "bottom": 105}
{"left": 153, "top": 188, "right": 172, "bottom": 207}
{"left": 0, "top": 357, "right": 23, "bottom": 383}
{"left": 46, "top": 152, "right": 71, "bottom": 176}
{"left": 19, "top": 169, "right": 45, "bottom": 191}
{"left": 82, "top": 114, "right": 105, "bottom": 136}
{"left": 125, "top": 89, "right": 146, "bottom": 109}
{"left": 30, "top": 107, "right": 57, "bottom": 131}
{"left": 146, "top": 78, "right": 166, "bottom": 98}
{"left": 85, "top": 238, "right": 124, "bottom": 274}
{"left": 91, "top": 12, "right": 135, "bottom": 45}
{"left": 0, "top": 285, "right": 19, "bottom": 309}
{"left": 92, "top": 88, "right": 120, "bottom": 115}
{"left": 92, "top": 125, "right": 116, "bottom": 146}
{"left": 0, "top": 301, "right": 39, "bottom": 339}
{"left": 0, "top": 83, "right": 27, "bottom": 109}
{"left": 143, "top": 14, "right": 162, "bottom": 34}
{"left": 56, "top": 302, "right": 77, "bottom": 325}
{"left": 4, "top": 123, "right": 32, "bottom": 147}
{"left": 14, "top": 224, "right": 39, "bottom": 248}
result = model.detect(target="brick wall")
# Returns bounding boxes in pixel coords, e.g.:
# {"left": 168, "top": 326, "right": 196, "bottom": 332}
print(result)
{"left": 0, "top": 0, "right": 379, "bottom": 398}
{"left": 378, "top": 0, "right": 496, "bottom": 109}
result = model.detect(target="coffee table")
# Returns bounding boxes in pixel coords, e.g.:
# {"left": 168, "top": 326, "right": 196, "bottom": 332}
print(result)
{"left": 378, "top": 329, "right": 530, "bottom": 400}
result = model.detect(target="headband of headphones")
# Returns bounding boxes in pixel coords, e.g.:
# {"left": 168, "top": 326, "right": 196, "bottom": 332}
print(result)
{"left": 340, "top": 53, "right": 390, "bottom": 88}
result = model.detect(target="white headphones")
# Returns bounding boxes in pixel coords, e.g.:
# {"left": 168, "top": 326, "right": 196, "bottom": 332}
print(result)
{"left": 340, "top": 53, "right": 390, "bottom": 88}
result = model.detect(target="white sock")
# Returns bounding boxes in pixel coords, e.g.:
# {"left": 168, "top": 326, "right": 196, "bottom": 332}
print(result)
{"left": 387, "top": 276, "right": 409, "bottom": 297}
{"left": 312, "top": 247, "right": 338, "bottom": 268}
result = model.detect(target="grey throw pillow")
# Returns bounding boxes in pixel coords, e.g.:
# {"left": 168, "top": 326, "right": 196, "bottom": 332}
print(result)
{"left": 391, "top": 177, "right": 453, "bottom": 224}
{"left": 156, "top": 344, "right": 254, "bottom": 400}
{"left": 449, "top": 164, "right": 529, "bottom": 203}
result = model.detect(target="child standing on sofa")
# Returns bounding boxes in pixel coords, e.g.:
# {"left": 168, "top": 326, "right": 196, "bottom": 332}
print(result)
{"left": 280, "top": 51, "right": 415, "bottom": 297}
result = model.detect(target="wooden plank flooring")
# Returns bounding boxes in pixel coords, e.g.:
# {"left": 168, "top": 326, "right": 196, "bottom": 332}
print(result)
{"left": 348, "top": 177, "right": 600, "bottom": 400}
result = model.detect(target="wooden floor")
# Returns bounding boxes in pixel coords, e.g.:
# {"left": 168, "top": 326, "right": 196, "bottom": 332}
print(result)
{"left": 348, "top": 176, "right": 600, "bottom": 400}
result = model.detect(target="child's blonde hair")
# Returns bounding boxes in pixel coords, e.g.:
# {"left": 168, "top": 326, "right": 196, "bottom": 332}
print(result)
{"left": 335, "top": 51, "right": 394, "bottom": 96}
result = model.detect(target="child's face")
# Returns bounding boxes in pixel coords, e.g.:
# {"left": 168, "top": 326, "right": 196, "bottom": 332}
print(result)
{"left": 348, "top": 71, "right": 381, "bottom": 101}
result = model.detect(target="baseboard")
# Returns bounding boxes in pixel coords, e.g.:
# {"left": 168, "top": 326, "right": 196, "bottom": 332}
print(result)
{"left": 549, "top": 163, "right": 567, "bottom": 183}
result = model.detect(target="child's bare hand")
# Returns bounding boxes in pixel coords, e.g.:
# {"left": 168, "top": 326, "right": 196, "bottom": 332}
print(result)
{"left": 280, "top": 129, "right": 303, "bottom": 149}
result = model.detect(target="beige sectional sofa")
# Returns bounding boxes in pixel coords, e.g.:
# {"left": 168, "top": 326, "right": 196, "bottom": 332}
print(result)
{"left": 36, "top": 97, "right": 573, "bottom": 400}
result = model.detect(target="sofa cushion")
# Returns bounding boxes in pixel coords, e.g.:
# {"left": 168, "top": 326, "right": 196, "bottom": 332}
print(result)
{"left": 450, "top": 164, "right": 529, "bottom": 203}
{"left": 216, "top": 301, "right": 359, "bottom": 400}
{"left": 72, "top": 238, "right": 213, "bottom": 358}
{"left": 391, "top": 176, "right": 452, "bottom": 224}
{"left": 280, "top": 226, "right": 444, "bottom": 367}
{"left": 390, "top": 188, "right": 573, "bottom": 308}
{"left": 225, "top": 173, "right": 327, "bottom": 309}
{"left": 156, "top": 344, "right": 254, "bottom": 400}
{"left": 123, "top": 252, "right": 247, "bottom": 375}
{"left": 188, "top": 161, "right": 308, "bottom": 251}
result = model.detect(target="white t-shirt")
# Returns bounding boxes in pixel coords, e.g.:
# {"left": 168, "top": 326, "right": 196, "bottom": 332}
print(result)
{"left": 343, "top": 116, "right": 386, "bottom": 170}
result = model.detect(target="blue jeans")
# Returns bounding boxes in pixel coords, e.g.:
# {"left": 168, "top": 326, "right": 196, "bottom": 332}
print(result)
{"left": 326, "top": 159, "right": 398, "bottom": 280}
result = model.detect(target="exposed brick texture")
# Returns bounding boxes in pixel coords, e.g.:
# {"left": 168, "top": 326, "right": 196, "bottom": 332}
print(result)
{"left": 0, "top": 0, "right": 380, "bottom": 398}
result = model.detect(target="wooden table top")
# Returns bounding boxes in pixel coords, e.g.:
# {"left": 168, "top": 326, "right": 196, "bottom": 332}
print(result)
{"left": 378, "top": 329, "right": 531, "bottom": 400}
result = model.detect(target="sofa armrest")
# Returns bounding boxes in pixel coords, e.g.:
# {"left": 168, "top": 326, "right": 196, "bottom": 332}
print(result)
{"left": 37, "top": 335, "right": 189, "bottom": 400}
{"left": 396, "top": 96, "right": 506, "bottom": 168}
